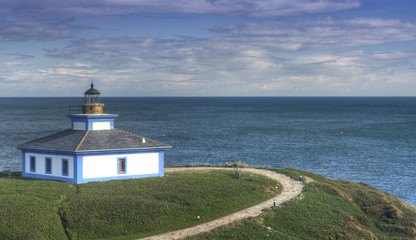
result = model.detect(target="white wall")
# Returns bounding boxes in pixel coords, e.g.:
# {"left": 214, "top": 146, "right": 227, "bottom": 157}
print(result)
{"left": 25, "top": 152, "right": 74, "bottom": 178}
{"left": 83, "top": 152, "right": 159, "bottom": 179}
{"left": 92, "top": 121, "right": 110, "bottom": 130}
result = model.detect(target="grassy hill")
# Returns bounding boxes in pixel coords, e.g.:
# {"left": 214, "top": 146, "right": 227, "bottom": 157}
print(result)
{"left": 189, "top": 168, "right": 416, "bottom": 240}
{"left": 0, "top": 169, "right": 280, "bottom": 239}
{"left": 0, "top": 167, "right": 415, "bottom": 240}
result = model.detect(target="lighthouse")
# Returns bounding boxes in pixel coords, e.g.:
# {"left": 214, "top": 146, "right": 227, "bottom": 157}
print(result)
{"left": 68, "top": 83, "right": 118, "bottom": 131}
{"left": 18, "top": 83, "right": 171, "bottom": 183}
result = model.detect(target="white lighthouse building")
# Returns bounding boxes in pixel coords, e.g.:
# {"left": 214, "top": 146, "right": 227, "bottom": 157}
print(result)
{"left": 18, "top": 83, "right": 171, "bottom": 183}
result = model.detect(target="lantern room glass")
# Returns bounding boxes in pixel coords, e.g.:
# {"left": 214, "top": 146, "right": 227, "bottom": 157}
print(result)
{"left": 85, "top": 93, "right": 100, "bottom": 104}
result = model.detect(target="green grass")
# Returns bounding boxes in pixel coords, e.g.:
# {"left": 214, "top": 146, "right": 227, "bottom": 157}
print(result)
{"left": 0, "top": 170, "right": 280, "bottom": 240}
{"left": 0, "top": 177, "right": 77, "bottom": 240}
{"left": 2, "top": 168, "right": 415, "bottom": 240}
{"left": 189, "top": 168, "right": 416, "bottom": 240}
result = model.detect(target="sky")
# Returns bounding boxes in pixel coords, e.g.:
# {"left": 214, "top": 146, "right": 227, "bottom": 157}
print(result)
{"left": 0, "top": 0, "right": 416, "bottom": 97}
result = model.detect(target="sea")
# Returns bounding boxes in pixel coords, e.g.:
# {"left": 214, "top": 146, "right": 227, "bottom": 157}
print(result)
{"left": 0, "top": 97, "right": 415, "bottom": 206}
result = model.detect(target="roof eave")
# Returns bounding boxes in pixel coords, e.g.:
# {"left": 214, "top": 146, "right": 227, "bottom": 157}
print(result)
{"left": 75, "top": 146, "right": 172, "bottom": 153}
{"left": 18, "top": 145, "right": 171, "bottom": 151}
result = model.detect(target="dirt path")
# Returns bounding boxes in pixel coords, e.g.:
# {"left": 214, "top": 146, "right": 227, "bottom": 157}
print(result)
{"left": 138, "top": 167, "right": 304, "bottom": 240}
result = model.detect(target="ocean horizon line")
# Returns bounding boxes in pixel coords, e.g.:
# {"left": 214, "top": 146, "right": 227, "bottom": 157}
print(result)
{"left": 1, "top": 96, "right": 416, "bottom": 99}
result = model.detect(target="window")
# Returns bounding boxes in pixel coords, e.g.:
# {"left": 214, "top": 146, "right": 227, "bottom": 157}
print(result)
{"left": 118, "top": 158, "right": 126, "bottom": 174}
{"left": 30, "top": 156, "right": 36, "bottom": 172}
{"left": 45, "top": 157, "right": 52, "bottom": 174}
{"left": 62, "top": 159, "right": 69, "bottom": 176}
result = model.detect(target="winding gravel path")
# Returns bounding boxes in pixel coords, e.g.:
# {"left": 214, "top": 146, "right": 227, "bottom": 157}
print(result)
{"left": 138, "top": 167, "right": 304, "bottom": 240}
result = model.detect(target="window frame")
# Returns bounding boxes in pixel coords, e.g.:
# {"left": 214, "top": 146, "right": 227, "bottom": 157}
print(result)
{"left": 30, "top": 156, "right": 36, "bottom": 172}
{"left": 117, "top": 157, "right": 127, "bottom": 174}
{"left": 62, "top": 159, "right": 69, "bottom": 176}
{"left": 45, "top": 157, "right": 52, "bottom": 174}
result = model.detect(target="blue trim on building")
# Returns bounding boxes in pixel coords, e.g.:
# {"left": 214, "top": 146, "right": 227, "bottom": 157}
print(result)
{"left": 80, "top": 148, "right": 172, "bottom": 156}
{"left": 23, "top": 172, "right": 78, "bottom": 184}
{"left": 159, "top": 151, "right": 165, "bottom": 177}
{"left": 62, "top": 159, "right": 69, "bottom": 176}
{"left": 17, "top": 148, "right": 77, "bottom": 155}
{"left": 45, "top": 157, "right": 52, "bottom": 174}
{"left": 68, "top": 114, "right": 119, "bottom": 120}
{"left": 76, "top": 173, "right": 162, "bottom": 184}
{"left": 117, "top": 157, "right": 127, "bottom": 174}
{"left": 73, "top": 155, "right": 78, "bottom": 181}
{"left": 17, "top": 147, "right": 171, "bottom": 156}
{"left": 75, "top": 155, "right": 83, "bottom": 183}
{"left": 22, "top": 151, "right": 26, "bottom": 173}
{"left": 68, "top": 114, "right": 118, "bottom": 130}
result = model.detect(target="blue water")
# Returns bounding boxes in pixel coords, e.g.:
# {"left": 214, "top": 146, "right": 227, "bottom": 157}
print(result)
{"left": 0, "top": 97, "right": 415, "bottom": 206}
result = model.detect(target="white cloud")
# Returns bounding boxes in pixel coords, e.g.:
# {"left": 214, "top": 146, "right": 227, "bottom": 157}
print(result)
{"left": 38, "top": 48, "right": 416, "bottom": 96}
{"left": 2, "top": 47, "right": 415, "bottom": 96}
{"left": 40, "top": 67, "right": 97, "bottom": 78}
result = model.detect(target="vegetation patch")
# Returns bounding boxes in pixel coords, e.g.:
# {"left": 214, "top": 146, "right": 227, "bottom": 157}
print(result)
{"left": 3, "top": 167, "right": 415, "bottom": 240}
{"left": 0, "top": 176, "right": 77, "bottom": 240}
{"left": 0, "top": 170, "right": 280, "bottom": 240}
{"left": 189, "top": 168, "right": 416, "bottom": 240}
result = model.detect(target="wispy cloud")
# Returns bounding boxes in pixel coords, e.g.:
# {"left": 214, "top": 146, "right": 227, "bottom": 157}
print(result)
{"left": 0, "top": 0, "right": 361, "bottom": 17}
{"left": 39, "top": 63, "right": 97, "bottom": 78}
{"left": 2, "top": 47, "right": 415, "bottom": 96}
{"left": 0, "top": 17, "right": 89, "bottom": 41}
{"left": 44, "top": 17, "right": 416, "bottom": 69}
{"left": 215, "top": 18, "right": 416, "bottom": 50}
{"left": 5, "top": 53, "right": 35, "bottom": 59}
{"left": 41, "top": 37, "right": 416, "bottom": 96}
{"left": 45, "top": 36, "right": 162, "bottom": 68}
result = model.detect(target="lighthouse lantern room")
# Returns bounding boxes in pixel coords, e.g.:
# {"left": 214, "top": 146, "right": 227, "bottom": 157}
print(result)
{"left": 82, "top": 82, "right": 103, "bottom": 114}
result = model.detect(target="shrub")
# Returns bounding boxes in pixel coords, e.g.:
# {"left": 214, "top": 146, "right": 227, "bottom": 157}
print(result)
{"left": 223, "top": 161, "right": 248, "bottom": 168}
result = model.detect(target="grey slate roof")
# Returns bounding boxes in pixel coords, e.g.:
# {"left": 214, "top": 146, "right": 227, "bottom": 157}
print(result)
{"left": 17, "top": 129, "right": 86, "bottom": 152}
{"left": 17, "top": 129, "right": 172, "bottom": 152}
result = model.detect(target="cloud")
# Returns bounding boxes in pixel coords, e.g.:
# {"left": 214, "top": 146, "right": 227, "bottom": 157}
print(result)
{"left": 45, "top": 36, "right": 162, "bottom": 68}
{"left": 44, "top": 17, "right": 416, "bottom": 72}
{"left": 276, "top": 50, "right": 416, "bottom": 94}
{"left": 0, "top": 17, "right": 90, "bottom": 41}
{"left": 5, "top": 53, "right": 35, "bottom": 59}
{"left": 41, "top": 30, "right": 416, "bottom": 95}
{"left": 295, "top": 50, "right": 416, "bottom": 78}
{"left": 2, "top": 47, "right": 415, "bottom": 96}
{"left": 0, "top": 61, "right": 34, "bottom": 89}
{"left": 39, "top": 63, "right": 97, "bottom": 78}
{"left": 0, "top": 0, "right": 361, "bottom": 17}
{"left": 215, "top": 17, "right": 416, "bottom": 50}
